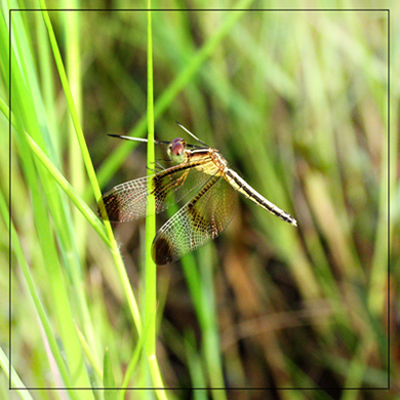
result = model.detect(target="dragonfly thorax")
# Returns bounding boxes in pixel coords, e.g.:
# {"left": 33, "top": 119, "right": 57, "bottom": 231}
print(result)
{"left": 168, "top": 138, "right": 186, "bottom": 164}
{"left": 209, "top": 150, "right": 228, "bottom": 171}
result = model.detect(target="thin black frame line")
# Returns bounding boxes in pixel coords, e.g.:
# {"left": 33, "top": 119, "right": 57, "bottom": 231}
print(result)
{"left": 8, "top": 6, "right": 13, "bottom": 393}
{"left": 387, "top": 8, "right": 391, "bottom": 391}
{"left": 8, "top": 7, "right": 391, "bottom": 392}
{"left": 10, "top": 386, "right": 393, "bottom": 391}
{"left": 9, "top": 8, "right": 390, "bottom": 12}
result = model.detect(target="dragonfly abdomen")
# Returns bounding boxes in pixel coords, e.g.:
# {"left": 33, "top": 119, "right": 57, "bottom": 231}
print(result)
{"left": 225, "top": 169, "right": 297, "bottom": 226}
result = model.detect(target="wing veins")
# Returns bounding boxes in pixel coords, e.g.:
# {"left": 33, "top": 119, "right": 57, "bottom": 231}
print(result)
{"left": 98, "top": 155, "right": 215, "bottom": 222}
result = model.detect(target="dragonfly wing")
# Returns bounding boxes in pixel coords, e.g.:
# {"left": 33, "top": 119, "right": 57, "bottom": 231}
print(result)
{"left": 98, "top": 158, "right": 216, "bottom": 222}
{"left": 99, "top": 175, "right": 153, "bottom": 222}
{"left": 152, "top": 174, "right": 238, "bottom": 265}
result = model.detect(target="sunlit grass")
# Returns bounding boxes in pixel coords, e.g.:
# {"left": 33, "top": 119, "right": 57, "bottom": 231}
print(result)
{"left": 0, "top": 3, "right": 394, "bottom": 400}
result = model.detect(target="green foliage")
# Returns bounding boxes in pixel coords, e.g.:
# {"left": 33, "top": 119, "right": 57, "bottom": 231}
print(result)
{"left": 0, "top": 2, "right": 396, "bottom": 399}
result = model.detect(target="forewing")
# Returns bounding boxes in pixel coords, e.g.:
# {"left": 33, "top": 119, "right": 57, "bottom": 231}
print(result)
{"left": 152, "top": 174, "right": 238, "bottom": 265}
{"left": 98, "top": 157, "right": 216, "bottom": 222}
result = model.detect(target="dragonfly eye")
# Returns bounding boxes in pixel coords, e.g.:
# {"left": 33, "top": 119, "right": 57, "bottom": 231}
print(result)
{"left": 168, "top": 138, "right": 186, "bottom": 164}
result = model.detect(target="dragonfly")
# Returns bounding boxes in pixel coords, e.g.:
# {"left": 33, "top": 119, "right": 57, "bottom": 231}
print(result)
{"left": 98, "top": 123, "right": 297, "bottom": 265}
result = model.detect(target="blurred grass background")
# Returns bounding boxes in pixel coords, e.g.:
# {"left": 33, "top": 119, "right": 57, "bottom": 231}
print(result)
{"left": 0, "top": 1, "right": 397, "bottom": 400}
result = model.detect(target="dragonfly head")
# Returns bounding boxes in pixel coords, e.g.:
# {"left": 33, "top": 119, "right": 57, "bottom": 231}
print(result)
{"left": 168, "top": 138, "right": 186, "bottom": 164}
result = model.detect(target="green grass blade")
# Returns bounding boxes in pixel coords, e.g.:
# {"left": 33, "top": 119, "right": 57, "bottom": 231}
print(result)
{"left": 0, "top": 347, "right": 34, "bottom": 400}
{"left": 144, "top": 5, "right": 168, "bottom": 399}
{"left": 144, "top": 4, "right": 157, "bottom": 357}
{"left": 96, "top": 0, "right": 253, "bottom": 189}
